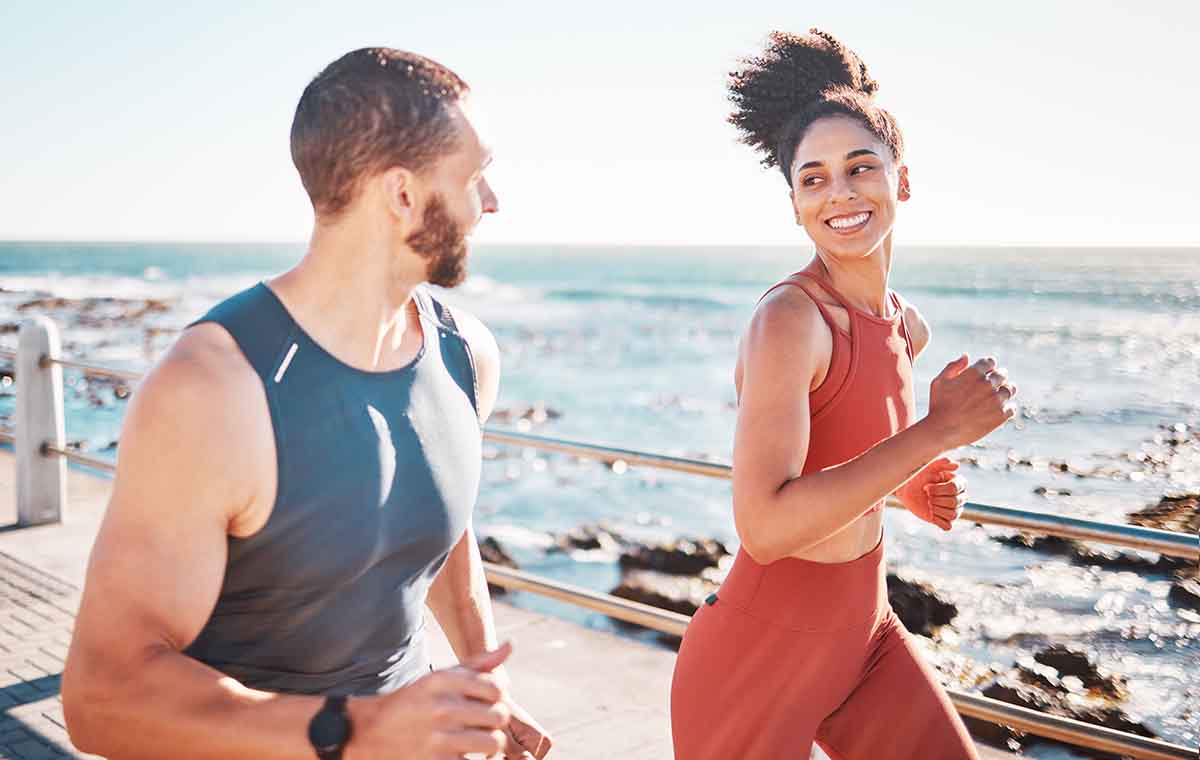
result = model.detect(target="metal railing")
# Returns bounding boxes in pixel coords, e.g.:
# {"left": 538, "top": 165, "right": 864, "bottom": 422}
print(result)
{"left": 487, "top": 430, "right": 1199, "bottom": 561}
{"left": 3, "top": 327, "right": 1198, "bottom": 759}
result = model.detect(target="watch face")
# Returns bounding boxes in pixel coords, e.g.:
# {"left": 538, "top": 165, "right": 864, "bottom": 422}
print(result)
{"left": 309, "top": 704, "right": 351, "bottom": 750}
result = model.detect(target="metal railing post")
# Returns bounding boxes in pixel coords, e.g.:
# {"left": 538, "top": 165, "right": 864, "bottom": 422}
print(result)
{"left": 15, "top": 317, "right": 66, "bottom": 525}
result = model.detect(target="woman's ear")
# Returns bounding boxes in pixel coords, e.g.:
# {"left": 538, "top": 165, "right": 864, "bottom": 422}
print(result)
{"left": 897, "top": 165, "right": 911, "bottom": 202}
{"left": 789, "top": 188, "right": 802, "bottom": 225}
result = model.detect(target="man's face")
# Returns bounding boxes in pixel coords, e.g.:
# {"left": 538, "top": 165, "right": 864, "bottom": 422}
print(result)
{"left": 406, "top": 105, "right": 498, "bottom": 287}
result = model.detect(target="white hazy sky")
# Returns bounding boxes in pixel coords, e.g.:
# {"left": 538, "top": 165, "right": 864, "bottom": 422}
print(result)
{"left": 1, "top": 1, "right": 1197, "bottom": 246}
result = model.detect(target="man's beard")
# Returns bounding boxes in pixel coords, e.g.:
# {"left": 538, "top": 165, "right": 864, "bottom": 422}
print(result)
{"left": 406, "top": 193, "right": 470, "bottom": 288}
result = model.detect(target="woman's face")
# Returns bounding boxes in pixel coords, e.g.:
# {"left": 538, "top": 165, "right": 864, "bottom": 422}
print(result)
{"left": 789, "top": 116, "right": 909, "bottom": 260}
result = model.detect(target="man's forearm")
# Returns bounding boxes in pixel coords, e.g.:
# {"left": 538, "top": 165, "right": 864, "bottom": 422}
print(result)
{"left": 426, "top": 533, "right": 504, "bottom": 682}
{"left": 65, "top": 643, "right": 336, "bottom": 760}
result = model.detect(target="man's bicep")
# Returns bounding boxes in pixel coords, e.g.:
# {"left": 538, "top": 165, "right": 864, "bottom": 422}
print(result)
{"left": 74, "top": 361, "right": 248, "bottom": 659}
{"left": 77, "top": 490, "right": 229, "bottom": 657}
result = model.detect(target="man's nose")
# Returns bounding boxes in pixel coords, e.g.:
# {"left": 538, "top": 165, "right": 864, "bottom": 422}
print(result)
{"left": 480, "top": 177, "right": 499, "bottom": 214}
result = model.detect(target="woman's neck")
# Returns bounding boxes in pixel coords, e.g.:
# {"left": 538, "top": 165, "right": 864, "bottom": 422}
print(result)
{"left": 808, "top": 236, "right": 894, "bottom": 317}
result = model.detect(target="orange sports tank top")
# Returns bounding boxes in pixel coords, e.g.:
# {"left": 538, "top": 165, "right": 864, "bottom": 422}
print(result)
{"left": 760, "top": 272, "right": 917, "bottom": 512}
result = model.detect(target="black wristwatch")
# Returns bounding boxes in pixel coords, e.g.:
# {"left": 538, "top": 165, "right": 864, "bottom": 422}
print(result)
{"left": 308, "top": 696, "right": 353, "bottom": 760}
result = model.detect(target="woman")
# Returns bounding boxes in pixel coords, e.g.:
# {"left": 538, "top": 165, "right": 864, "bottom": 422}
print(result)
{"left": 670, "top": 30, "right": 1017, "bottom": 759}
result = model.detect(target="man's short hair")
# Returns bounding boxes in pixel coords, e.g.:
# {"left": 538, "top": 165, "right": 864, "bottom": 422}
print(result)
{"left": 290, "top": 48, "right": 469, "bottom": 217}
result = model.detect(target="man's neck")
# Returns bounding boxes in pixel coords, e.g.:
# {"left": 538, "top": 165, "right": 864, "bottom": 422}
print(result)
{"left": 268, "top": 218, "right": 428, "bottom": 372}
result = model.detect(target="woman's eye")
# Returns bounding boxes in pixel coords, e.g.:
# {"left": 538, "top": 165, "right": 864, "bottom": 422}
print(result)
{"left": 801, "top": 175, "right": 824, "bottom": 187}
{"left": 850, "top": 164, "right": 874, "bottom": 175}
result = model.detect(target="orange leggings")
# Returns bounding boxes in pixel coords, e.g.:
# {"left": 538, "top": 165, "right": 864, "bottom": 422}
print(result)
{"left": 670, "top": 539, "right": 978, "bottom": 759}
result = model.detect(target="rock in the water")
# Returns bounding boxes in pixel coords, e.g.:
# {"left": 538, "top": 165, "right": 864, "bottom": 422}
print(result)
{"left": 1032, "top": 645, "right": 1128, "bottom": 700}
{"left": 1070, "top": 542, "right": 1187, "bottom": 573}
{"left": 1065, "top": 703, "right": 1157, "bottom": 739}
{"left": 1168, "top": 568, "right": 1200, "bottom": 612}
{"left": 618, "top": 538, "right": 729, "bottom": 576}
{"left": 885, "top": 574, "right": 957, "bottom": 636}
{"left": 610, "top": 569, "right": 717, "bottom": 617}
{"left": 479, "top": 536, "right": 518, "bottom": 568}
{"left": 490, "top": 402, "right": 563, "bottom": 427}
{"left": 962, "top": 717, "right": 1025, "bottom": 753}
{"left": 993, "top": 532, "right": 1077, "bottom": 555}
{"left": 1034, "top": 486, "right": 1072, "bottom": 497}
{"left": 478, "top": 536, "right": 518, "bottom": 595}
{"left": 984, "top": 674, "right": 1059, "bottom": 712}
{"left": 976, "top": 665, "right": 1156, "bottom": 757}
{"left": 551, "top": 523, "right": 624, "bottom": 553}
{"left": 992, "top": 532, "right": 1186, "bottom": 573}
{"left": 1128, "top": 492, "right": 1200, "bottom": 535}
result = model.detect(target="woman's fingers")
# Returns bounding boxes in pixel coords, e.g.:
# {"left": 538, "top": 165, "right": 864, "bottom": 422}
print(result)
{"left": 925, "top": 475, "right": 966, "bottom": 496}
{"left": 932, "top": 504, "right": 964, "bottom": 523}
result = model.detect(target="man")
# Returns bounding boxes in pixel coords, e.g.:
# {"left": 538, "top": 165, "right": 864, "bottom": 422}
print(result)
{"left": 62, "top": 48, "right": 551, "bottom": 760}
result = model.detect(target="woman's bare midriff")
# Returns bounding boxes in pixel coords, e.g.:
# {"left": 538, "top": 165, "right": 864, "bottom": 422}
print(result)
{"left": 786, "top": 508, "right": 884, "bottom": 563}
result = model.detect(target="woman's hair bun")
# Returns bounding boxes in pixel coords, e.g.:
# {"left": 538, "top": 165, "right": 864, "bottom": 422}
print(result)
{"left": 729, "top": 29, "right": 885, "bottom": 173}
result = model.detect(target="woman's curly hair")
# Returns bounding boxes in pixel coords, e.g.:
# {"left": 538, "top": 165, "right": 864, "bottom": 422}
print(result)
{"left": 729, "top": 29, "right": 904, "bottom": 186}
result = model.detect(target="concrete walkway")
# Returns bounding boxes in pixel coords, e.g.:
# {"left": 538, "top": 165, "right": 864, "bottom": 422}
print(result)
{"left": 0, "top": 452, "right": 1019, "bottom": 759}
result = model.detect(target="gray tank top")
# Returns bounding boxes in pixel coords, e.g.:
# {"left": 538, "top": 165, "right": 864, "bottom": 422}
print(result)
{"left": 183, "top": 283, "right": 483, "bottom": 696}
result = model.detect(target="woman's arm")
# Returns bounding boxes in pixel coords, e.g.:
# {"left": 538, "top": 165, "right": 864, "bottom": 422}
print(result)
{"left": 732, "top": 292, "right": 1014, "bottom": 564}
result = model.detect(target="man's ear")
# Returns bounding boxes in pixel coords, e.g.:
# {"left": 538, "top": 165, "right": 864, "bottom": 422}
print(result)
{"left": 380, "top": 167, "right": 417, "bottom": 221}
{"left": 897, "top": 165, "right": 911, "bottom": 202}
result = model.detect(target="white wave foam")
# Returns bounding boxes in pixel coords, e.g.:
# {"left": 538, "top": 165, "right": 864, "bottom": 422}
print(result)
{"left": 479, "top": 524, "right": 556, "bottom": 550}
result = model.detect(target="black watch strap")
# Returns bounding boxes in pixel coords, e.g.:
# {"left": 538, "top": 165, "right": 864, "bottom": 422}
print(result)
{"left": 308, "top": 696, "right": 352, "bottom": 760}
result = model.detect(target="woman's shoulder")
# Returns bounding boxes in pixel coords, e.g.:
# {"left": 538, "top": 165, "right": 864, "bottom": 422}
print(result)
{"left": 739, "top": 280, "right": 836, "bottom": 377}
{"left": 891, "top": 289, "right": 931, "bottom": 357}
{"left": 751, "top": 280, "right": 832, "bottom": 340}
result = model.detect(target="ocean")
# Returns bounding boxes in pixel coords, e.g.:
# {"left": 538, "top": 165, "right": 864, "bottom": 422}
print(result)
{"left": 2, "top": 241, "right": 1198, "bottom": 753}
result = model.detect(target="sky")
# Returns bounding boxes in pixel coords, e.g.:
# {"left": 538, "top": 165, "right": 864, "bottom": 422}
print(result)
{"left": 1, "top": 1, "right": 1197, "bottom": 246}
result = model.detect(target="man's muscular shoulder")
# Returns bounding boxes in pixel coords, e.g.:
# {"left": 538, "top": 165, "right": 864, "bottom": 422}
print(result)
{"left": 118, "top": 323, "right": 276, "bottom": 536}
{"left": 442, "top": 304, "right": 500, "bottom": 423}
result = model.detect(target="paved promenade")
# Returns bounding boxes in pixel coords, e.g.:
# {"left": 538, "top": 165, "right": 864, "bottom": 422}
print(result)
{"left": 0, "top": 452, "right": 1018, "bottom": 759}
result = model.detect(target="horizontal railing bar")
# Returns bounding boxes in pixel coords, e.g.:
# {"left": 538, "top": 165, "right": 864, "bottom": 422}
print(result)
{"left": 483, "top": 563, "right": 690, "bottom": 636}
{"left": 42, "top": 356, "right": 142, "bottom": 382}
{"left": 0, "top": 348, "right": 143, "bottom": 382}
{"left": 483, "top": 430, "right": 1199, "bottom": 561}
{"left": 484, "top": 429, "right": 732, "bottom": 479}
{"left": 961, "top": 502, "right": 1197, "bottom": 559}
{"left": 950, "top": 691, "right": 1196, "bottom": 760}
{"left": 42, "top": 443, "right": 116, "bottom": 473}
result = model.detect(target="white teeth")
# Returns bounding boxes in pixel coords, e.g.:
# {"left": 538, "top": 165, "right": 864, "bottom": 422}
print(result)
{"left": 828, "top": 212, "right": 869, "bottom": 230}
